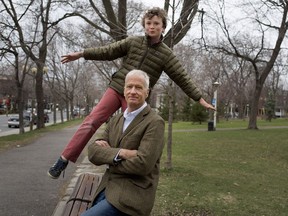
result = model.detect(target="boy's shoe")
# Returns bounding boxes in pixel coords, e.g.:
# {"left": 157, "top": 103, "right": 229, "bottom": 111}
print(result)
{"left": 47, "top": 157, "right": 68, "bottom": 179}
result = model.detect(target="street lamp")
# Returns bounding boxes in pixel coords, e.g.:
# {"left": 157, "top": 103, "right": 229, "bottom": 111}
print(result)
{"left": 212, "top": 81, "right": 220, "bottom": 130}
{"left": 246, "top": 104, "right": 249, "bottom": 118}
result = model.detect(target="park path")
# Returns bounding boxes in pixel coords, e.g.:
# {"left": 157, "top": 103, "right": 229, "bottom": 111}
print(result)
{"left": 0, "top": 125, "right": 83, "bottom": 216}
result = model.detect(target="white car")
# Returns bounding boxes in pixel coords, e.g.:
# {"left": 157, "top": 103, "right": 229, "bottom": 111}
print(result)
{"left": 8, "top": 115, "right": 30, "bottom": 128}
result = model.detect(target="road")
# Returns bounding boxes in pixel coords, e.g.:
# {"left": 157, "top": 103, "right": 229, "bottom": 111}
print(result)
{"left": 0, "top": 111, "right": 66, "bottom": 137}
{"left": 0, "top": 124, "right": 85, "bottom": 216}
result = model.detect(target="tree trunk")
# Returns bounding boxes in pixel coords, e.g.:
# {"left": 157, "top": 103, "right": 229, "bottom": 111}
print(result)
{"left": 165, "top": 81, "right": 174, "bottom": 169}
{"left": 53, "top": 102, "right": 57, "bottom": 124}
{"left": 35, "top": 65, "right": 45, "bottom": 129}
{"left": 17, "top": 87, "right": 25, "bottom": 134}
{"left": 248, "top": 81, "right": 263, "bottom": 129}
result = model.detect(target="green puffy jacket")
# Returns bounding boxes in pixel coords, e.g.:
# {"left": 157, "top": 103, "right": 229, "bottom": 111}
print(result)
{"left": 83, "top": 35, "right": 202, "bottom": 101}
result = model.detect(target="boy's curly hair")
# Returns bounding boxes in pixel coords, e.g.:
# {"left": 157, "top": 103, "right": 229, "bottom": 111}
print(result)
{"left": 141, "top": 7, "right": 167, "bottom": 29}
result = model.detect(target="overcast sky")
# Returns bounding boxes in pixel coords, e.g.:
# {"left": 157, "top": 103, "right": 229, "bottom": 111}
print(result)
{"left": 136, "top": 0, "right": 288, "bottom": 85}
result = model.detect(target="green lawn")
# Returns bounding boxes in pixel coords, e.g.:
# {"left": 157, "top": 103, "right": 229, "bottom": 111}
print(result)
{"left": 171, "top": 117, "right": 288, "bottom": 130}
{"left": 152, "top": 119, "right": 288, "bottom": 216}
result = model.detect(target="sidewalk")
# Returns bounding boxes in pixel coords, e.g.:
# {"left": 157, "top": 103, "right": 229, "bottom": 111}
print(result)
{"left": 52, "top": 157, "right": 106, "bottom": 216}
{"left": 0, "top": 119, "right": 105, "bottom": 216}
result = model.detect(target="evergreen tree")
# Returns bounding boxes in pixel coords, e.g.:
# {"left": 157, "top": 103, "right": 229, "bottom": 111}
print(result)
{"left": 191, "top": 102, "right": 209, "bottom": 124}
{"left": 264, "top": 92, "right": 276, "bottom": 122}
{"left": 181, "top": 96, "right": 193, "bottom": 121}
{"left": 158, "top": 94, "right": 178, "bottom": 121}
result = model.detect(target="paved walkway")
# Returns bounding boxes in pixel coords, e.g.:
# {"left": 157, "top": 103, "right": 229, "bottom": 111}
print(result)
{"left": 0, "top": 125, "right": 79, "bottom": 216}
{"left": 0, "top": 123, "right": 104, "bottom": 216}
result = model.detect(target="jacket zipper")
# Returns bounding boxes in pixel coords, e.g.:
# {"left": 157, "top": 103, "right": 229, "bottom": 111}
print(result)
{"left": 138, "top": 46, "right": 150, "bottom": 69}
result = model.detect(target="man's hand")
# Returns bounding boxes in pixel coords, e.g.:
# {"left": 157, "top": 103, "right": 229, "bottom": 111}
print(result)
{"left": 94, "top": 140, "right": 110, "bottom": 147}
{"left": 119, "top": 149, "right": 138, "bottom": 160}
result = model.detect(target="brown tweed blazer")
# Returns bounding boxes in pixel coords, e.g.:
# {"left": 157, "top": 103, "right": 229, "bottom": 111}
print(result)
{"left": 88, "top": 105, "right": 165, "bottom": 216}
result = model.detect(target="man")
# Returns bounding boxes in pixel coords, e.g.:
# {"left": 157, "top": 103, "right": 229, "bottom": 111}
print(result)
{"left": 81, "top": 70, "right": 165, "bottom": 216}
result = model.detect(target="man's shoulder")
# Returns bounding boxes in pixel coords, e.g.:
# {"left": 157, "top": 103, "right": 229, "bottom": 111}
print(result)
{"left": 108, "top": 112, "right": 123, "bottom": 124}
{"left": 144, "top": 106, "right": 164, "bottom": 121}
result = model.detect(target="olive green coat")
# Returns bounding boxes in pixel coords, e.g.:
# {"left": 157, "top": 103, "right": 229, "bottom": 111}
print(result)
{"left": 88, "top": 105, "right": 165, "bottom": 216}
{"left": 84, "top": 35, "right": 202, "bottom": 101}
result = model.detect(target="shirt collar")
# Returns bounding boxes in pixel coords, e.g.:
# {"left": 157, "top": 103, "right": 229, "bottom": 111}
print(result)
{"left": 123, "top": 102, "right": 147, "bottom": 119}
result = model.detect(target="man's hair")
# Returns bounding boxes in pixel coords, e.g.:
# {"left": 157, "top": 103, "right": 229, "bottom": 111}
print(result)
{"left": 125, "top": 70, "right": 150, "bottom": 89}
{"left": 141, "top": 7, "right": 167, "bottom": 29}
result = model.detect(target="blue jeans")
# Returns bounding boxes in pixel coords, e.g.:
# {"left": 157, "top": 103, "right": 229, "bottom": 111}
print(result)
{"left": 81, "top": 190, "right": 128, "bottom": 216}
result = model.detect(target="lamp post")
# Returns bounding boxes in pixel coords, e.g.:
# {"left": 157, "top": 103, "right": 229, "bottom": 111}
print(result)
{"left": 246, "top": 104, "right": 250, "bottom": 118}
{"left": 212, "top": 81, "right": 220, "bottom": 130}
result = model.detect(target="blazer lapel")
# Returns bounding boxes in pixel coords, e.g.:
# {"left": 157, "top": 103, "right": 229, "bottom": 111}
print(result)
{"left": 114, "top": 114, "right": 125, "bottom": 147}
{"left": 121, "top": 105, "right": 150, "bottom": 137}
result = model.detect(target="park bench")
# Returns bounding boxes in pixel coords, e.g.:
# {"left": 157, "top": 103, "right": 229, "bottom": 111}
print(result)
{"left": 61, "top": 173, "right": 102, "bottom": 216}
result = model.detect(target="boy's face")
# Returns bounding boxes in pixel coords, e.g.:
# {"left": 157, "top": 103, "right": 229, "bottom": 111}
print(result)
{"left": 144, "top": 15, "right": 164, "bottom": 39}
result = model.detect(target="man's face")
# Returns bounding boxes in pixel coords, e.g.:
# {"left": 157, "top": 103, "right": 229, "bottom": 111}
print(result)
{"left": 124, "top": 75, "right": 149, "bottom": 112}
{"left": 144, "top": 15, "right": 164, "bottom": 39}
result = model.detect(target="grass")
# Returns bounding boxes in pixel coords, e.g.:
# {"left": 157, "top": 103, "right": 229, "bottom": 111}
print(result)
{"left": 151, "top": 118, "right": 288, "bottom": 216}
{"left": 171, "top": 117, "right": 288, "bottom": 130}
{"left": 1, "top": 117, "right": 287, "bottom": 215}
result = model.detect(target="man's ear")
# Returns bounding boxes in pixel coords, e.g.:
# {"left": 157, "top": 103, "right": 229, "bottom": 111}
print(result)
{"left": 146, "top": 89, "right": 150, "bottom": 98}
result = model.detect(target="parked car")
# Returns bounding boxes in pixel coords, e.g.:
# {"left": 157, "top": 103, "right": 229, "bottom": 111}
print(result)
{"left": 8, "top": 115, "right": 30, "bottom": 128}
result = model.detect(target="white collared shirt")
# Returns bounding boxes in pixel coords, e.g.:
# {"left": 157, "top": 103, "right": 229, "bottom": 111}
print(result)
{"left": 123, "top": 102, "right": 147, "bottom": 132}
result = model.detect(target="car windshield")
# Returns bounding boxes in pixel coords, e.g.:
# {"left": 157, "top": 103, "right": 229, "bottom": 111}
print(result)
{"left": 9, "top": 116, "right": 19, "bottom": 121}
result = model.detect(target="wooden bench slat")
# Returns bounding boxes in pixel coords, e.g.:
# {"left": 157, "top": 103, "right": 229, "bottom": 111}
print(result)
{"left": 67, "top": 174, "right": 85, "bottom": 203}
{"left": 62, "top": 202, "right": 74, "bottom": 216}
{"left": 81, "top": 174, "right": 94, "bottom": 200}
{"left": 69, "top": 201, "right": 83, "bottom": 216}
{"left": 84, "top": 174, "right": 100, "bottom": 199}
{"left": 61, "top": 173, "right": 102, "bottom": 216}
{"left": 90, "top": 175, "right": 100, "bottom": 198}
{"left": 79, "top": 201, "right": 89, "bottom": 215}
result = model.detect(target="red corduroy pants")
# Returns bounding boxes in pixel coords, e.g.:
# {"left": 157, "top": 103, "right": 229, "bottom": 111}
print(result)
{"left": 62, "top": 88, "right": 127, "bottom": 162}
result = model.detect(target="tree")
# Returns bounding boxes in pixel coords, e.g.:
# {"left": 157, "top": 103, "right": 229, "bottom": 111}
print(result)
{"left": 264, "top": 92, "right": 276, "bottom": 121}
{"left": 181, "top": 96, "right": 193, "bottom": 121}
{"left": 0, "top": 44, "right": 28, "bottom": 133}
{"left": 191, "top": 102, "right": 209, "bottom": 124}
{"left": 203, "top": 0, "right": 288, "bottom": 129}
{"left": 1, "top": 0, "right": 72, "bottom": 129}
